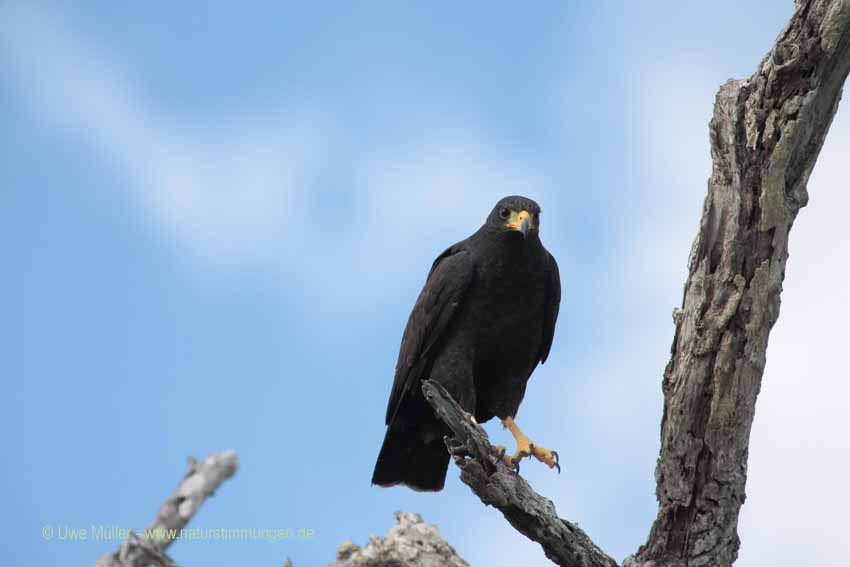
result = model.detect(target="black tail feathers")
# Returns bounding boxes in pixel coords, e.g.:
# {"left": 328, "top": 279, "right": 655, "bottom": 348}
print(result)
{"left": 371, "top": 421, "right": 449, "bottom": 492}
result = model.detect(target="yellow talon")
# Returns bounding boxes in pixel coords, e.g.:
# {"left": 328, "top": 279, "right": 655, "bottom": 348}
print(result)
{"left": 500, "top": 416, "right": 560, "bottom": 473}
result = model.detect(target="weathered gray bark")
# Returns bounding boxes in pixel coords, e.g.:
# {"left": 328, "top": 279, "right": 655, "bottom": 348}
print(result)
{"left": 634, "top": 1, "right": 850, "bottom": 565}
{"left": 94, "top": 450, "right": 238, "bottom": 567}
{"left": 421, "top": 1, "right": 850, "bottom": 566}
{"left": 423, "top": 381, "right": 618, "bottom": 567}
{"left": 328, "top": 512, "right": 469, "bottom": 567}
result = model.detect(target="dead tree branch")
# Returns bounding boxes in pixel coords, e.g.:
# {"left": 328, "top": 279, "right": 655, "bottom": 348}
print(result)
{"left": 94, "top": 450, "right": 239, "bottom": 567}
{"left": 422, "top": 2, "right": 850, "bottom": 566}
{"left": 328, "top": 511, "right": 469, "bottom": 567}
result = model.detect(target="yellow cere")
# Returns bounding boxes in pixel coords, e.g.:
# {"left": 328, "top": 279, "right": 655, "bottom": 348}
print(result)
{"left": 506, "top": 209, "right": 533, "bottom": 231}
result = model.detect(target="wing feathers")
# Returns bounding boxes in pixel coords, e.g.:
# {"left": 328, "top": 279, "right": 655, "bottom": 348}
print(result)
{"left": 385, "top": 246, "right": 475, "bottom": 425}
{"left": 538, "top": 251, "right": 561, "bottom": 364}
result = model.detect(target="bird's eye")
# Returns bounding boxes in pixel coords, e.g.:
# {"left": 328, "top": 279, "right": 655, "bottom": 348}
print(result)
{"left": 499, "top": 208, "right": 510, "bottom": 219}
{"left": 534, "top": 212, "right": 540, "bottom": 222}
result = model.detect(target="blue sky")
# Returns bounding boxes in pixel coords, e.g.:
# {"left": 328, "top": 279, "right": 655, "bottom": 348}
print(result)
{"left": 2, "top": 2, "right": 848, "bottom": 566}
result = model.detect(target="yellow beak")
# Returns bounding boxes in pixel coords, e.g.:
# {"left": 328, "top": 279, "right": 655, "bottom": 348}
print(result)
{"left": 506, "top": 210, "right": 533, "bottom": 238}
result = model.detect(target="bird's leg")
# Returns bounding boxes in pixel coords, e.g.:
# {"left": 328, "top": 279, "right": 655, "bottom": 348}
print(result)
{"left": 500, "top": 416, "right": 560, "bottom": 472}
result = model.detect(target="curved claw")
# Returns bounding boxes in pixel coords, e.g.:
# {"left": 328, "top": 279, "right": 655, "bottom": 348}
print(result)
{"left": 529, "top": 445, "right": 559, "bottom": 472}
{"left": 499, "top": 453, "right": 521, "bottom": 474}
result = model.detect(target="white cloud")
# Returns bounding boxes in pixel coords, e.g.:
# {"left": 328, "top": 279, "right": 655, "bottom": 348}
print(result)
{"left": 0, "top": 3, "right": 551, "bottom": 306}
{"left": 0, "top": 2, "right": 324, "bottom": 270}
{"left": 623, "top": 60, "right": 718, "bottom": 303}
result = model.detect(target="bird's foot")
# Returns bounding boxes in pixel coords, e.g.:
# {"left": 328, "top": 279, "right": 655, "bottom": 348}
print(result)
{"left": 500, "top": 417, "right": 561, "bottom": 473}
{"left": 502, "top": 441, "right": 560, "bottom": 473}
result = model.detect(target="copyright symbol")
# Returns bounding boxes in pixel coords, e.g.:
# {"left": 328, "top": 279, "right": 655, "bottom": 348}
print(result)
{"left": 42, "top": 525, "right": 54, "bottom": 540}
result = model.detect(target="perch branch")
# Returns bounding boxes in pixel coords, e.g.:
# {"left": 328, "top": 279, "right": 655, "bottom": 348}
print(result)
{"left": 423, "top": 380, "right": 618, "bottom": 567}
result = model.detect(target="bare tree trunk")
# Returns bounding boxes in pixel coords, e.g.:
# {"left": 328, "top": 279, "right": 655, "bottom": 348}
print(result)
{"left": 635, "top": 2, "right": 850, "bottom": 565}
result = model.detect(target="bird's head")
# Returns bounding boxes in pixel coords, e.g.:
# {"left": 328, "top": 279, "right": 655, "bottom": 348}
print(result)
{"left": 486, "top": 195, "right": 542, "bottom": 240}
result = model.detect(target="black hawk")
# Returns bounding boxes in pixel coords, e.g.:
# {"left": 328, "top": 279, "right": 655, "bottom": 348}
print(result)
{"left": 372, "top": 195, "right": 561, "bottom": 491}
